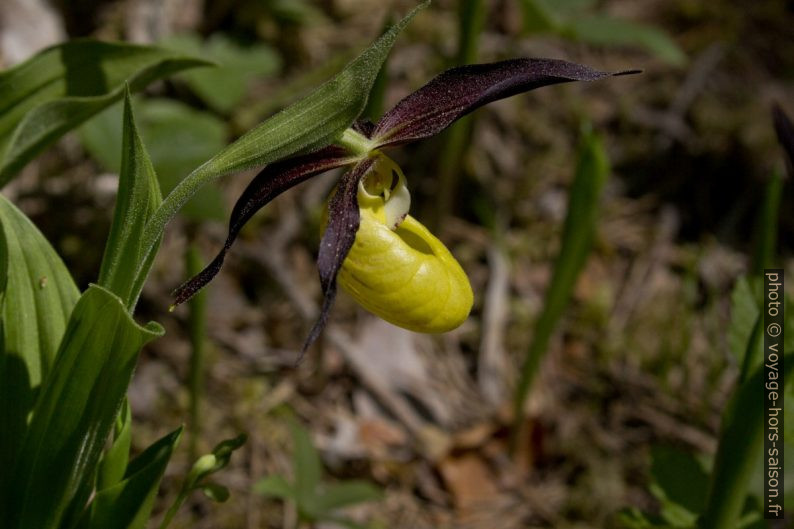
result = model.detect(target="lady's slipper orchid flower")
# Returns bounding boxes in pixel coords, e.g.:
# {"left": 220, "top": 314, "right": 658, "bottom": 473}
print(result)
{"left": 172, "top": 58, "right": 637, "bottom": 352}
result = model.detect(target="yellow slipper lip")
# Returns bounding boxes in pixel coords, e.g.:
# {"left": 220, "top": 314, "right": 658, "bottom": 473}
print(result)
{"left": 337, "top": 194, "right": 473, "bottom": 333}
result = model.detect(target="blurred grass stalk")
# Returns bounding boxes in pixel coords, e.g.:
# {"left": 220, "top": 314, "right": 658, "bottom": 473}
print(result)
{"left": 751, "top": 169, "right": 783, "bottom": 275}
{"left": 700, "top": 170, "right": 788, "bottom": 529}
{"left": 510, "top": 126, "right": 609, "bottom": 452}
{"left": 186, "top": 244, "right": 209, "bottom": 461}
{"left": 432, "top": 0, "right": 485, "bottom": 229}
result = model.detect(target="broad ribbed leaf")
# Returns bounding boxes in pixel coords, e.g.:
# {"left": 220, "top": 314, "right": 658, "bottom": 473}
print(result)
{"left": 372, "top": 58, "right": 638, "bottom": 147}
{"left": 83, "top": 427, "right": 182, "bottom": 529}
{"left": 0, "top": 39, "right": 210, "bottom": 186}
{"left": 773, "top": 104, "right": 794, "bottom": 176}
{"left": 7, "top": 285, "right": 163, "bottom": 529}
{"left": 0, "top": 194, "right": 80, "bottom": 502}
{"left": 305, "top": 158, "right": 374, "bottom": 353}
{"left": 98, "top": 88, "right": 162, "bottom": 309}
{"left": 172, "top": 146, "right": 356, "bottom": 306}
{"left": 140, "top": 2, "right": 428, "bottom": 284}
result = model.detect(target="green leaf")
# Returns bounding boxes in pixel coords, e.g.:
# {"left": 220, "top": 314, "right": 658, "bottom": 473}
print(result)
{"left": 648, "top": 445, "right": 708, "bottom": 525}
{"left": 83, "top": 427, "right": 182, "bottom": 529}
{"left": 97, "top": 88, "right": 162, "bottom": 309}
{"left": 0, "top": 194, "right": 80, "bottom": 499}
{"left": 701, "top": 293, "right": 794, "bottom": 529}
{"left": 97, "top": 399, "right": 133, "bottom": 490}
{"left": 254, "top": 474, "right": 295, "bottom": 500}
{"left": 79, "top": 98, "right": 227, "bottom": 223}
{"left": 512, "top": 125, "right": 609, "bottom": 440}
{"left": 751, "top": 170, "right": 783, "bottom": 274}
{"left": 315, "top": 481, "right": 383, "bottom": 514}
{"left": 137, "top": 1, "right": 429, "bottom": 284}
{"left": 289, "top": 419, "right": 322, "bottom": 509}
{"left": 518, "top": 0, "right": 562, "bottom": 33}
{"left": 161, "top": 33, "right": 281, "bottom": 113}
{"left": 7, "top": 284, "right": 163, "bottom": 529}
{"left": 0, "top": 39, "right": 210, "bottom": 186}
{"left": 78, "top": 99, "right": 124, "bottom": 172}
{"left": 566, "top": 15, "right": 686, "bottom": 66}
{"left": 728, "top": 276, "right": 760, "bottom": 363}
{"left": 200, "top": 483, "right": 231, "bottom": 503}
{"left": 139, "top": 99, "right": 227, "bottom": 221}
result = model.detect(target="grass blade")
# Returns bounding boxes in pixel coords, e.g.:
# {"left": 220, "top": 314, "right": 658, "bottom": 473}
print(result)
{"left": 432, "top": 0, "right": 485, "bottom": 229}
{"left": 751, "top": 170, "right": 783, "bottom": 275}
{"left": 511, "top": 126, "right": 609, "bottom": 448}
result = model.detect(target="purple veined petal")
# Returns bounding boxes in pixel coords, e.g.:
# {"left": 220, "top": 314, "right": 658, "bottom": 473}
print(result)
{"left": 171, "top": 146, "right": 357, "bottom": 306}
{"left": 301, "top": 157, "right": 376, "bottom": 355}
{"left": 773, "top": 104, "right": 794, "bottom": 176}
{"left": 371, "top": 58, "right": 640, "bottom": 148}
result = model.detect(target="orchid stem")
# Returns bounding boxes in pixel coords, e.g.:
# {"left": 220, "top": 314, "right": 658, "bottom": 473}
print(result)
{"left": 337, "top": 128, "right": 374, "bottom": 156}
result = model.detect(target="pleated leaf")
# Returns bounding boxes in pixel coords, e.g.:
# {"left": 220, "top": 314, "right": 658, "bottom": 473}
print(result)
{"left": 7, "top": 285, "right": 163, "bottom": 529}
{"left": 83, "top": 427, "right": 182, "bottom": 529}
{"left": 0, "top": 194, "right": 80, "bottom": 502}
{"left": 0, "top": 39, "right": 210, "bottom": 186}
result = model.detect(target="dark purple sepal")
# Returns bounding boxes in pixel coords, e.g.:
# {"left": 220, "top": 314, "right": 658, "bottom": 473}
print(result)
{"left": 371, "top": 58, "right": 640, "bottom": 147}
{"left": 172, "top": 146, "right": 356, "bottom": 306}
{"left": 301, "top": 157, "right": 375, "bottom": 356}
{"left": 352, "top": 119, "right": 376, "bottom": 138}
{"left": 773, "top": 104, "right": 794, "bottom": 177}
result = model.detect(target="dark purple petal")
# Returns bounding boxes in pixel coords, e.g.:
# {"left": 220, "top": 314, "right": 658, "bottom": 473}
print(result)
{"left": 773, "top": 104, "right": 794, "bottom": 176}
{"left": 172, "top": 146, "right": 356, "bottom": 306}
{"left": 301, "top": 157, "right": 375, "bottom": 355}
{"left": 371, "top": 58, "right": 640, "bottom": 147}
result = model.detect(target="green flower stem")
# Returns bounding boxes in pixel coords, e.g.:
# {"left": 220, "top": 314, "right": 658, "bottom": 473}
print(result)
{"left": 337, "top": 128, "right": 375, "bottom": 156}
